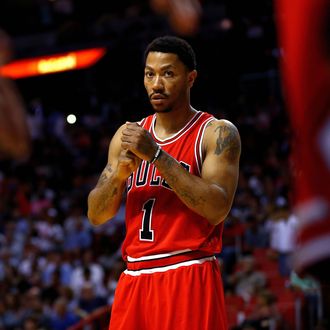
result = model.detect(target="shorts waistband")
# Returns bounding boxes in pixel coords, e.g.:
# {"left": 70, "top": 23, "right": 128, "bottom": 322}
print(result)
{"left": 126, "top": 250, "right": 215, "bottom": 271}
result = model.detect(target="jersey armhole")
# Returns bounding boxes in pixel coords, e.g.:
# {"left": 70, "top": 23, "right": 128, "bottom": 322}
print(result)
{"left": 194, "top": 117, "right": 215, "bottom": 175}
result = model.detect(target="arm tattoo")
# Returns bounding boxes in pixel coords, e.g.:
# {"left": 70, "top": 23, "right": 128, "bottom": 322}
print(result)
{"left": 95, "top": 186, "right": 118, "bottom": 214}
{"left": 162, "top": 154, "right": 179, "bottom": 185}
{"left": 214, "top": 125, "right": 240, "bottom": 159}
{"left": 92, "top": 164, "right": 120, "bottom": 215}
{"left": 158, "top": 150, "right": 206, "bottom": 208}
{"left": 96, "top": 164, "right": 113, "bottom": 187}
{"left": 177, "top": 189, "right": 206, "bottom": 207}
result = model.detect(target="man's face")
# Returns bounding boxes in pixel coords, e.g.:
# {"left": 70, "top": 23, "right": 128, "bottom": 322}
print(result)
{"left": 144, "top": 52, "right": 195, "bottom": 112}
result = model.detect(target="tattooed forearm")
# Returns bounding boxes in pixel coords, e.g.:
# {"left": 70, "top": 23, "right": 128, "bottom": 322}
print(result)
{"left": 155, "top": 150, "right": 207, "bottom": 211}
{"left": 177, "top": 189, "right": 206, "bottom": 208}
{"left": 96, "top": 164, "right": 113, "bottom": 187}
{"left": 161, "top": 153, "right": 179, "bottom": 185}
{"left": 214, "top": 124, "right": 240, "bottom": 160}
{"left": 153, "top": 143, "right": 233, "bottom": 225}
{"left": 88, "top": 163, "right": 125, "bottom": 225}
{"left": 94, "top": 186, "right": 118, "bottom": 215}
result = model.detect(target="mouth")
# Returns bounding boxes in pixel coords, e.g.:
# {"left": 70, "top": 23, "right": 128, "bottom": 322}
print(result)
{"left": 150, "top": 93, "right": 167, "bottom": 100}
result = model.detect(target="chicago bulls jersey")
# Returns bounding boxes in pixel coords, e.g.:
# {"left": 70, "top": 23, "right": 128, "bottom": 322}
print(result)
{"left": 122, "top": 111, "right": 224, "bottom": 262}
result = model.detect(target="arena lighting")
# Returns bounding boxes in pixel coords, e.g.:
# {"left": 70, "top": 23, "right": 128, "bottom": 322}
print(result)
{"left": 0, "top": 48, "right": 106, "bottom": 79}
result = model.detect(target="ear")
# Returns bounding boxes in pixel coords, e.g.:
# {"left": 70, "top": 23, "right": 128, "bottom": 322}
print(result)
{"left": 188, "top": 70, "right": 197, "bottom": 88}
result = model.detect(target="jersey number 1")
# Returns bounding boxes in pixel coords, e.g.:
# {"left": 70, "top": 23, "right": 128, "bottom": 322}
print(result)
{"left": 139, "top": 198, "right": 155, "bottom": 241}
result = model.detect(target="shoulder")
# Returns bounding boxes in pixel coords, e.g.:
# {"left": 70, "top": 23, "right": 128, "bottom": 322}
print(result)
{"left": 107, "top": 123, "right": 126, "bottom": 159}
{"left": 205, "top": 118, "right": 239, "bottom": 133}
{"left": 204, "top": 119, "right": 241, "bottom": 160}
{"left": 110, "top": 124, "right": 126, "bottom": 144}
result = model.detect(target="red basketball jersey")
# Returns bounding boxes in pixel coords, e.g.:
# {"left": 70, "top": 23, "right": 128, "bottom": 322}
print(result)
{"left": 122, "top": 111, "right": 224, "bottom": 262}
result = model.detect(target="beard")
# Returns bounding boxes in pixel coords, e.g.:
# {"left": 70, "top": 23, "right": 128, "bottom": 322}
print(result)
{"left": 153, "top": 107, "right": 172, "bottom": 113}
{"left": 149, "top": 98, "right": 173, "bottom": 113}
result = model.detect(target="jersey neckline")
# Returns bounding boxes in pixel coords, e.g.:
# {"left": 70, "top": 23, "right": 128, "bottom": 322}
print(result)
{"left": 151, "top": 110, "right": 203, "bottom": 145}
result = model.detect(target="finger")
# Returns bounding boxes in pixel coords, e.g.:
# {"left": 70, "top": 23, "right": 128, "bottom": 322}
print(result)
{"left": 121, "top": 141, "right": 129, "bottom": 150}
{"left": 122, "top": 127, "right": 136, "bottom": 137}
{"left": 120, "top": 151, "right": 138, "bottom": 162}
{"left": 125, "top": 149, "right": 135, "bottom": 156}
{"left": 119, "top": 155, "right": 141, "bottom": 171}
{"left": 121, "top": 135, "right": 135, "bottom": 146}
{"left": 124, "top": 150, "right": 139, "bottom": 159}
{"left": 122, "top": 126, "right": 143, "bottom": 138}
{"left": 125, "top": 122, "right": 141, "bottom": 130}
{"left": 125, "top": 121, "right": 134, "bottom": 127}
{"left": 121, "top": 129, "right": 134, "bottom": 137}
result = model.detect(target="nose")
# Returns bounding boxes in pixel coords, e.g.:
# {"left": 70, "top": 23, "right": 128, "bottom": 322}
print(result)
{"left": 152, "top": 75, "right": 164, "bottom": 92}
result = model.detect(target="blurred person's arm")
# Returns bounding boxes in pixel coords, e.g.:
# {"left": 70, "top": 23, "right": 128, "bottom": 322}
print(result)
{"left": 0, "top": 29, "right": 30, "bottom": 159}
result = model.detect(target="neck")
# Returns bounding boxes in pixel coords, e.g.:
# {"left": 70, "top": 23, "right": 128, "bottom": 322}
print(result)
{"left": 154, "top": 104, "right": 197, "bottom": 138}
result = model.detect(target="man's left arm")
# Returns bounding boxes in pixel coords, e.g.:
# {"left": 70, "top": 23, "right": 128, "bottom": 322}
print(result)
{"left": 154, "top": 119, "right": 241, "bottom": 225}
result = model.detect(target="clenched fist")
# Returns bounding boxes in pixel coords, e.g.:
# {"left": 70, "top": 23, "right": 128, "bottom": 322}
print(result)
{"left": 121, "top": 122, "right": 158, "bottom": 162}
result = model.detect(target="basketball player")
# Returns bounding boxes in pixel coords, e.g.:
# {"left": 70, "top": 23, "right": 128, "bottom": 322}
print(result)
{"left": 151, "top": 0, "right": 330, "bottom": 284}
{"left": 87, "top": 36, "right": 241, "bottom": 330}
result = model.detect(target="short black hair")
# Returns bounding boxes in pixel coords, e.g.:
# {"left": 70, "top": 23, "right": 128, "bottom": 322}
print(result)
{"left": 144, "top": 36, "right": 196, "bottom": 71}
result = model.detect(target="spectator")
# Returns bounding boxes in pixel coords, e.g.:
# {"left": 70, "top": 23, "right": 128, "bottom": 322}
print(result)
{"left": 70, "top": 250, "right": 105, "bottom": 298}
{"left": 238, "top": 289, "right": 282, "bottom": 330}
{"left": 265, "top": 202, "right": 299, "bottom": 276}
{"left": 0, "top": 292, "right": 24, "bottom": 329}
{"left": 77, "top": 283, "right": 107, "bottom": 314}
{"left": 243, "top": 215, "right": 269, "bottom": 254}
{"left": 49, "top": 298, "right": 79, "bottom": 330}
{"left": 228, "top": 256, "right": 267, "bottom": 303}
{"left": 21, "top": 287, "right": 51, "bottom": 329}
{"left": 63, "top": 207, "right": 93, "bottom": 253}
{"left": 22, "top": 315, "right": 44, "bottom": 330}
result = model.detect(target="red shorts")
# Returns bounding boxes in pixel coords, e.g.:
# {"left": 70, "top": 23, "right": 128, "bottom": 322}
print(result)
{"left": 109, "top": 256, "right": 228, "bottom": 330}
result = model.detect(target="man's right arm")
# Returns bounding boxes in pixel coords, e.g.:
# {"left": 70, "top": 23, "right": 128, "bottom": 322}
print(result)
{"left": 87, "top": 124, "right": 140, "bottom": 226}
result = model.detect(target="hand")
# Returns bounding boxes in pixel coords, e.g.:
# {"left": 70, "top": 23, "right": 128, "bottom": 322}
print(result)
{"left": 117, "top": 149, "right": 142, "bottom": 180}
{"left": 121, "top": 122, "right": 158, "bottom": 162}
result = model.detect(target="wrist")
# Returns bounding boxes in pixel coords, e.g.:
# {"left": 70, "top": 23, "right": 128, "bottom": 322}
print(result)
{"left": 149, "top": 145, "right": 162, "bottom": 164}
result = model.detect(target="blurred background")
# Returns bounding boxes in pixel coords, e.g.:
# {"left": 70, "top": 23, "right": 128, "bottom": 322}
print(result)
{"left": 0, "top": 1, "right": 321, "bottom": 329}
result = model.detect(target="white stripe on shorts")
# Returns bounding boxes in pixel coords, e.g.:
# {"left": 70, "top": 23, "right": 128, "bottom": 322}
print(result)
{"left": 126, "top": 249, "right": 192, "bottom": 262}
{"left": 124, "top": 256, "right": 216, "bottom": 276}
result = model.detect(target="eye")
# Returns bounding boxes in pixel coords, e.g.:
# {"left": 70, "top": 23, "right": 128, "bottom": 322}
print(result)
{"left": 164, "top": 70, "right": 174, "bottom": 77}
{"left": 145, "top": 71, "right": 154, "bottom": 78}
